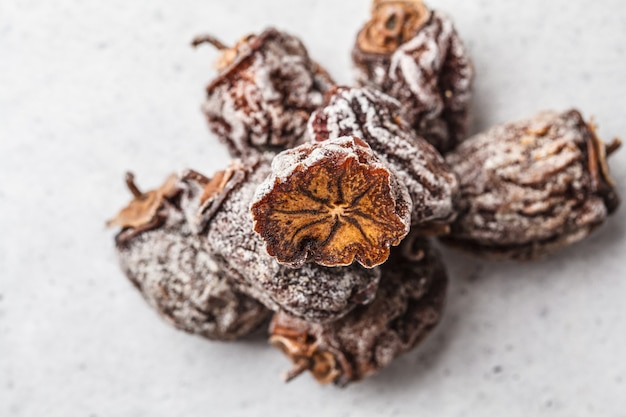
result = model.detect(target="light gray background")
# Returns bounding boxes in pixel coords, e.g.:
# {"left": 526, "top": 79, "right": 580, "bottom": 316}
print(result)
{"left": 1, "top": 0, "right": 625, "bottom": 415}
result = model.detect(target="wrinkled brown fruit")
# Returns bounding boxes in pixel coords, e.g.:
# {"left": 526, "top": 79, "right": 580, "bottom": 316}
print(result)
{"left": 352, "top": 2, "right": 474, "bottom": 153}
{"left": 251, "top": 137, "right": 411, "bottom": 268}
{"left": 442, "top": 110, "right": 621, "bottom": 260}
{"left": 197, "top": 28, "right": 335, "bottom": 158}
{"left": 109, "top": 172, "right": 271, "bottom": 341}
{"left": 201, "top": 156, "right": 384, "bottom": 323}
{"left": 269, "top": 236, "right": 448, "bottom": 386}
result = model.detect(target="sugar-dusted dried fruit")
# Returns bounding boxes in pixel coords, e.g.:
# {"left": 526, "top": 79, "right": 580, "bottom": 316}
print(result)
{"left": 251, "top": 136, "right": 411, "bottom": 268}
{"left": 309, "top": 86, "right": 458, "bottom": 229}
{"left": 269, "top": 235, "right": 447, "bottom": 386}
{"left": 352, "top": 0, "right": 474, "bottom": 153}
{"left": 194, "top": 28, "right": 335, "bottom": 158}
{"left": 442, "top": 110, "right": 621, "bottom": 260}
{"left": 108, "top": 173, "right": 271, "bottom": 341}
{"left": 196, "top": 157, "right": 382, "bottom": 323}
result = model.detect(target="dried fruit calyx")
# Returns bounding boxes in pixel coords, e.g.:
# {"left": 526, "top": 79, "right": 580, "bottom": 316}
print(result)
{"left": 251, "top": 136, "right": 412, "bottom": 268}
{"left": 192, "top": 34, "right": 255, "bottom": 71}
{"left": 107, "top": 172, "right": 179, "bottom": 240}
{"left": 357, "top": 0, "right": 432, "bottom": 54}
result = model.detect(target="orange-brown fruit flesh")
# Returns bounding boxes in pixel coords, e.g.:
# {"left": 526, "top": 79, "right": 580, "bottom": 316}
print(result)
{"left": 252, "top": 153, "right": 408, "bottom": 268}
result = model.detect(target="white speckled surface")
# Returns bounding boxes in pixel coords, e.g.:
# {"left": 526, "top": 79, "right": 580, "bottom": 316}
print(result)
{"left": 1, "top": 0, "right": 625, "bottom": 415}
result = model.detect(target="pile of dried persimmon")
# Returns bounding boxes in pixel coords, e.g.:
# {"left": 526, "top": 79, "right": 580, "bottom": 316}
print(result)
{"left": 107, "top": 0, "right": 621, "bottom": 386}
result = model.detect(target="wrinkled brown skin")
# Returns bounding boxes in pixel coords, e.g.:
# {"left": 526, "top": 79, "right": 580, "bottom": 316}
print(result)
{"left": 250, "top": 136, "right": 412, "bottom": 269}
{"left": 111, "top": 174, "right": 271, "bottom": 341}
{"left": 197, "top": 157, "right": 382, "bottom": 323}
{"left": 269, "top": 235, "right": 448, "bottom": 386}
{"left": 442, "top": 110, "right": 620, "bottom": 260}
{"left": 309, "top": 86, "right": 459, "bottom": 229}
{"left": 353, "top": 5, "right": 474, "bottom": 153}
{"left": 202, "top": 28, "right": 335, "bottom": 158}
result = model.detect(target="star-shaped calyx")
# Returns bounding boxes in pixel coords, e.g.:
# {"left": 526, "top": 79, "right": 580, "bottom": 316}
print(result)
{"left": 251, "top": 136, "right": 411, "bottom": 268}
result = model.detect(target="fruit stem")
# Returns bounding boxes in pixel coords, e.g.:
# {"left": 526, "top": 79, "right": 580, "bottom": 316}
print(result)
{"left": 606, "top": 138, "right": 622, "bottom": 157}
{"left": 125, "top": 172, "right": 143, "bottom": 198}
{"left": 284, "top": 359, "right": 310, "bottom": 383}
{"left": 191, "top": 34, "right": 229, "bottom": 50}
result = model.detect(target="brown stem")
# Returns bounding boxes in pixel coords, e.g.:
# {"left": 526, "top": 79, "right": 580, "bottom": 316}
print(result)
{"left": 284, "top": 359, "right": 310, "bottom": 383}
{"left": 606, "top": 138, "right": 622, "bottom": 157}
{"left": 191, "top": 34, "right": 229, "bottom": 50}
{"left": 125, "top": 172, "right": 143, "bottom": 198}
{"left": 183, "top": 169, "right": 211, "bottom": 185}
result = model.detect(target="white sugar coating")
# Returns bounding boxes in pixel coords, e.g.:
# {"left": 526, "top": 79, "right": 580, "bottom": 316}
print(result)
{"left": 353, "top": 11, "right": 474, "bottom": 152}
{"left": 394, "top": 11, "right": 473, "bottom": 109}
{"left": 389, "top": 11, "right": 473, "bottom": 148}
{"left": 202, "top": 160, "right": 382, "bottom": 323}
{"left": 390, "top": 14, "right": 445, "bottom": 118}
{"left": 202, "top": 29, "right": 334, "bottom": 158}
{"left": 309, "top": 87, "right": 458, "bottom": 226}
{"left": 115, "top": 191, "right": 270, "bottom": 341}
{"left": 445, "top": 110, "right": 616, "bottom": 259}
